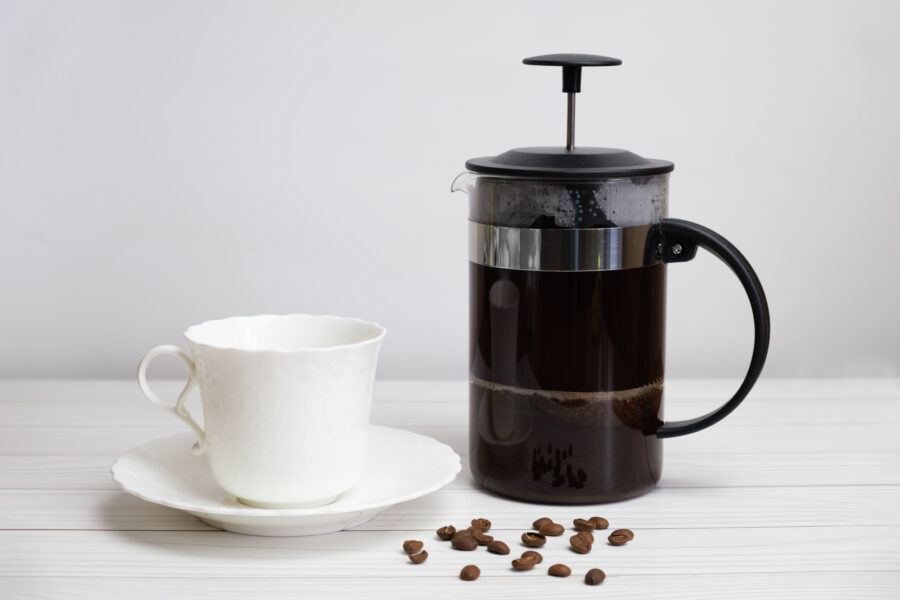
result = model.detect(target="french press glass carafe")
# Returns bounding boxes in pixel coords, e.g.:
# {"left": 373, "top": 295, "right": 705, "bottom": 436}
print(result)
{"left": 452, "top": 54, "right": 771, "bottom": 504}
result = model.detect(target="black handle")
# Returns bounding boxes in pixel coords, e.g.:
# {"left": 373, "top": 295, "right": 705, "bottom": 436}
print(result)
{"left": 523, "top": 53, "right": 622, "bottom": 93}
{"left": 653, "top": 218, "right": 771, "bottom": 438}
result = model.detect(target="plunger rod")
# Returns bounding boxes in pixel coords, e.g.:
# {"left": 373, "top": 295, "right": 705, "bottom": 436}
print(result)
{"left": 566, "top": 92, "right": 576, "bottom": 150}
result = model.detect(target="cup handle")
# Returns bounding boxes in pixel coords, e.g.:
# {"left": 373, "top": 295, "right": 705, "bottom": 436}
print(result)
{"left": 137, "top": 345, "right": 207, "bottom": 454}
{"left": 651, "top": 218, "right": 771, "bottom": 438}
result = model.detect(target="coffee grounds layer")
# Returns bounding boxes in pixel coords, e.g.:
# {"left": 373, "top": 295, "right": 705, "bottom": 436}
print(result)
{"left": 469, "top": 379, "right": 662, "bottom": 503}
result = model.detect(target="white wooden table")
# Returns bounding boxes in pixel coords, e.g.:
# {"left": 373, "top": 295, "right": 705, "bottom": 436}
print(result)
{"left": 1, "top": 379, "right": 898, "bottom": 598}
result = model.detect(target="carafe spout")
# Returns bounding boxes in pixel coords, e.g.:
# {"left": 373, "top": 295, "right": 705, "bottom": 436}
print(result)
{"left": 451, "top": 171, "right": 476, "bottom": 195}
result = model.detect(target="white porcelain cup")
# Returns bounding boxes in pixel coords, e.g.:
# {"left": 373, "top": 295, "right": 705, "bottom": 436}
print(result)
{"left": 137, "top": 314, "right": 386, "bottom": 508}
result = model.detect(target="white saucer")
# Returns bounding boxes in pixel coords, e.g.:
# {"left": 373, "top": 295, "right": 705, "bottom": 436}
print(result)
{"left": 111, "top": 426, "right": 461, "bottom": 536}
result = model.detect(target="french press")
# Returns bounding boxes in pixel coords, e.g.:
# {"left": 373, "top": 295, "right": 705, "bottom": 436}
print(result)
{"left": 452, "top": 54, "right": 771, "bottom": 504}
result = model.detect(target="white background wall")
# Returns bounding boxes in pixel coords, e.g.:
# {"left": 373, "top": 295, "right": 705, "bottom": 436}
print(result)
{"left": 1, "top": 0, "right": 898, "bottom": 380}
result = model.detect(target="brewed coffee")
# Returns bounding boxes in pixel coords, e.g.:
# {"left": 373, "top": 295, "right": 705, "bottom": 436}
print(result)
{"left": 469, "top": 263, "right": 666, "bottom": 503}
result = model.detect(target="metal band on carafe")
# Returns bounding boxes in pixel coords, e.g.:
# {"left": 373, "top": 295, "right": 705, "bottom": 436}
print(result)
{"left": 469, "top": 222, "right": 661, "bottom": 272}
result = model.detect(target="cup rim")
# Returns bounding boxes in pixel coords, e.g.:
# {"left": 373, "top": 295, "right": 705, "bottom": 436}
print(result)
{"left": 183, "top": 314, "right": 386, "bottom": 354}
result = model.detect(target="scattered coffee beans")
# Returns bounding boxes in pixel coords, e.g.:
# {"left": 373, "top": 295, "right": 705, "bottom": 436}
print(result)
{"left": 521, "top": 532, "right": 547, "bottom": 547}
{"left": 585, "top": 568, "right": 606, "bottom": 585}
{"left": 408, "top": 550, "right": 428, "bottom": 564}
{"left": 472, "top": 530, "right": 494, "bottom": 546}
{"left": 512, "top": 557, "right": 538, "bottom": 571}
{"left": 538, "top": 522, "right": 565, "bottom": 536}
{"left": 403, "top": 538, "right": 427, "bottom": 564}
{"left": 608, "top": 529, "right": 633, "bottom": 546}
{"left": 451, "top": 533, "right": 479, "bottom": 551}
{"left": 460, "top": 565, "right": 480, "bottom": 581}
{"left": 487, "top": 540, "right": 510, "bottom": 555}
{"left": 410, "top": 516, "right": 630, "bottom": 583}
{"left": 570, "top": 534, "right": 591, "bottom": 554}
{"left": 576, "top": 530, "right": 594, "bottom": 544}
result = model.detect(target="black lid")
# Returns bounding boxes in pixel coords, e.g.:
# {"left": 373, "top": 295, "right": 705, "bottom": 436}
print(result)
{"left": 466, "top": 54, "right": 674, "bottom": 179}
{"left": 466, "top": 147, "right": 673, "bottom": 178}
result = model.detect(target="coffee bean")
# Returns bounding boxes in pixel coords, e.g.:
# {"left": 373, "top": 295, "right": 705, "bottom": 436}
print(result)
{"left": 521, "top": 532, "right": 547, "bottom": 547}
{"left": 512, "top": 557, "right": 537, "bottom": 571}
{"left": 471, "top": 518, "right": 491, "bottom": 532}
{"left": 466, "top": 526, "right": 484, "bottom": 536}
{"left": 589, "top": 516, "right": 609, "bottom": 530}
{"left": 573, "top": 518, "right": 595, "bottom": 531}
{"left": 408, "top": 550, "right": 428, "bottom": 564}
{"left": 487, "top": 540, "right": 510, "bottom": 555}
{"left": 472, "top": 530, "right": 494, "bottom": 546}
{"left": 576, "top": 530, "right": 594, "bottom": 544}
{"left": 538, "top": 522, "right": 565, "bottom": 536}
{"left": 402, "top": 540, "right": 423, "bottom": 554}
{"left": 570, "top": 534, "right": 591, "bottom": 554}
{"left": 436, "top": 525, "right": 456, "bottom": 541}
{"left": 585, "top": 568, "right": 606, "bottom": 585}
{"left": 613, "top": 528, "right": 634, "bottom": 540}
{"left": 532, "top": 517, "right": 552, "bottom": 529}
{"left": 608, "top": 531, "right": 631, "bottom": 546}
{"left": 459, "top": 565, "right": 480, "bottom": 581}
{"left": 522, "top": 550, "right": 543, "bottom": 564}
{"left": 451, "top": 533, "right": 479, "bottom": 551}
{"left": 548, "top": 564, "right": 572, "bottom": 577}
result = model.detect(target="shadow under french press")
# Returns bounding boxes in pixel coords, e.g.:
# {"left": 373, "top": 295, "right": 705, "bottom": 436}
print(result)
{"left": 466, "top": 474, "right": 670, "bottom": 508}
